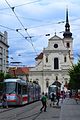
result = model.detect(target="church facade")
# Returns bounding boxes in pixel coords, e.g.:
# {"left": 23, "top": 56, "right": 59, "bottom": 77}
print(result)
{"left": 29, "top": 9, "right": 74, "bottom": 93}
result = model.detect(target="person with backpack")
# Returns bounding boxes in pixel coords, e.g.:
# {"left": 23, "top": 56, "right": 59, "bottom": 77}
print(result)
{"left": 40, "top": 92, "right": 47, "bottom": 112}
{"left": 50, "top": 92, "right": 55, "bottom": 107}
{"left": 56, "top": 90, "right": 60, "bottom": 106}
{"left": 2, "top": 93, "right": 8, "bottom": 108}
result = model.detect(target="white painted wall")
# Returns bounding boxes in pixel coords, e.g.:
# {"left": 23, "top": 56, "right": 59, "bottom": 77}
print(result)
{"left": 29, "top": 34, "right": 73, "bottom": 93}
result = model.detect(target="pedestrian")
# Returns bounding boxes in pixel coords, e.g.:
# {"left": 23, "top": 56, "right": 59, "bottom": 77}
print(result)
{"left": 40, "top": 92, "right": 47, "bottom": 112}
{"left": 2, "top": 93, "right": 8, "bottom": 108}
{"left": 69, "top": 90, "right": 72, "bottom": 98}
{"left": 56, "top": 90, "right": 60, "bottom": 106}
{"left": 50, "top": 92, "right": 55, "bottom": 107}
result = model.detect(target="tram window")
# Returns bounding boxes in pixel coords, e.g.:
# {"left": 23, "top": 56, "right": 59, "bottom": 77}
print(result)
{"left": 18, "top": 83, "right": 21, "bottom": 94}
{"left": 4, "top": 82, "right": 16, "bottom": 94}
{"left": 22, "top": 85, "right": 27, "bottom": 95}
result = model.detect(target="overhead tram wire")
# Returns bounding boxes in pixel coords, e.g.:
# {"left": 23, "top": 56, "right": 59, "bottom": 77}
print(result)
{"left": 26, "top": 20, "right": 65, "bottom": 29}
{"left": 0, "top": 0, "right": 41, "bottom": 10}
{"left": 12, "top": 0, "right": 42, "bottom": 8}
{"left": 0, "top": 23, "right": 50, "bottom": 41}
{"left": 0, "top": 24, "right": 15, "bottom": 31}
{"left": 0, "top": 11, "right": 42, "bottom": 23}
{"left": 15, "top": 29, "right": 33, "bottom": 44}
{"left": 5, "top": 0, "right": 37, "bottom": 55}
{"left": 0, "top": 24, "right": 34, "bottom": 45}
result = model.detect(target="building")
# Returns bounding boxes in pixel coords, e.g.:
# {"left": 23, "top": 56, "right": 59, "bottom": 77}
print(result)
{"left": 9, "top": 67, "right": 29, "bottom": 81}
{"left": 29, "top": 9, "right": 73, "bottom": 93}
{"left": 0, "top": 31, "right": 9, "bottom": 73}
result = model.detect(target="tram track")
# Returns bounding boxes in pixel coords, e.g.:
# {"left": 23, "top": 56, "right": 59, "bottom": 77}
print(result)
{"left": 16, "top": 112, "right": 41, "bottom": 120}
{"left": 0, "top": 107, "right": 15, "bottom": 113}
{"left": 0, "top": 101, "right": 41, "bottom": 120}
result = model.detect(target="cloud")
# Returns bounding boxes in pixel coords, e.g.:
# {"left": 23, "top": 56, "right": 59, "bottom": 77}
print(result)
{"left": 0, "top": 0, "right": 80, "bottom": 65}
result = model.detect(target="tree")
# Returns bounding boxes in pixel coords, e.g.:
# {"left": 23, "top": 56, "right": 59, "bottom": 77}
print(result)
{"left": 0, "top": 72, "right": 4, "bottom": 82}
{"left": 0, "top": 72, "right": 15, "bottom": 82}
{"left": 4, "top": 73, "right": 13, "bottom": 79}
{"left": 68, "top": 60, "right": 80, "bottom": 90}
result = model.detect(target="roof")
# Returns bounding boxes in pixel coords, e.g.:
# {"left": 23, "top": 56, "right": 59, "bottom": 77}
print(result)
{"left": 4, "top": 78, "right": 26, "bottom": 83}
{"left": 52, "top": 80, "right": 61, "bottom": 87}
{"left": 49, "top": 34, "right": 62, "bottom": 41}
{"left": 9, "top": 67, "right": 29, "bottom": 76}
{"left": 35, "top": 52, "right": 43, "bottom": 60}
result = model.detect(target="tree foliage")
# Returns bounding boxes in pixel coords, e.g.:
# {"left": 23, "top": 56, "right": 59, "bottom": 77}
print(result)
{"left": 4, "top": 73, "right": 13, "bottom": 79}
{"left": 68, "top": 60, "right": 80, "bottom": 90}
{"left": 0, "top": 72, "right": 14, "bottom": 82}
{"left": 0, "top": 72, "right": 4, "bottom": 82}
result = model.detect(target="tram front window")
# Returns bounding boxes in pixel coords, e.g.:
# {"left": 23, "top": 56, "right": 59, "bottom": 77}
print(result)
{"left": 4, "top": 82, "right": 17, "bottom": 94}
{"left": 50, "top": 87, "right": 56, "bottom": 93}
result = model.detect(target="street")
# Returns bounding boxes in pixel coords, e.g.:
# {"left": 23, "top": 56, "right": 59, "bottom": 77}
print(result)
{"left": 0, "top": 100, "right": 61, "bottom": 120}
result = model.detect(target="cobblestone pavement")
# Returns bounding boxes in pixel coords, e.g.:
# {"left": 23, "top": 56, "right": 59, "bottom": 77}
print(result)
{"left": 60, "top": 98, "right": 80, "bottom": 120}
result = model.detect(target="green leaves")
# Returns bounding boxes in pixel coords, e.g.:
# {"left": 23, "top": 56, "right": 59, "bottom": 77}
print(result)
{"left": 68, "top": 60, "right": 80, "bottom": 90}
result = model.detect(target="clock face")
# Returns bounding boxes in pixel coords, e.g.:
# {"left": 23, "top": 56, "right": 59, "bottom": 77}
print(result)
{"left": 54, "top": 44, "right": 58, "bottom": 48}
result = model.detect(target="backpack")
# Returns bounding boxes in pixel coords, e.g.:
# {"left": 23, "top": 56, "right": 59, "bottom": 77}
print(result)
{"left": 50, "top": 92, "right": 53, "bottom": 99}
{"left": 41, "top": 96, "right": 46, "bottom": 102}
{"left": 2, "top": 94, "right": 7, "bottom": 102}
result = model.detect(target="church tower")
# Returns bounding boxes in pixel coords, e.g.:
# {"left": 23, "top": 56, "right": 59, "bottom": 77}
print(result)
{"left": 63, "top": 8, "right": 73, "bottom": 63}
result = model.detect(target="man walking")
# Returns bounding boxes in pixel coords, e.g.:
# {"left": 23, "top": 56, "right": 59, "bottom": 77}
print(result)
{"left": 50, "top": 92, "right": 55, "bottom": 107}
{"left": 2, "top": 93, "right": 8, "bottom": 108}
{"left": 40, "top": 92, "right": 47, "bottom": 112}
{"left": 56, "top": 90, "right": 60, "bottom": 106}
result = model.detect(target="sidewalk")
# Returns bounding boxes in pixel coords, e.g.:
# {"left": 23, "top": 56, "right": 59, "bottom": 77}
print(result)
{"left": 60, "top": 98, "right": 80, "bottom": 120}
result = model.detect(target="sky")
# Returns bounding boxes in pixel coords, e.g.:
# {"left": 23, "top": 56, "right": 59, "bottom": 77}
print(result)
{"left": 0, "top": 0, "right": 80, "bottom": 67}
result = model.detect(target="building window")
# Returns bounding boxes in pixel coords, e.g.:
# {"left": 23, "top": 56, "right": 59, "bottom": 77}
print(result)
{"left": 4, "top": 49, "right": 5, "bottom": 55}
{"left": 64, "top": 56, "right": 67, "bottom": 62}
{"left": 46, "top": 56, "right": 48, "bottom": 63}
{"left": 54, "top": 58, "right": 59, "bottom": 69}
{"left": 56, "top": 76, "right": 58, "bottom": 80}
{"left": 54, "top": 44, "right": 58, "bottom": 48}
{"left": 66, "top": 42, "right": 70, "bottom": 48}
{"left": 46, "top": 81, "right": 49, "bottom": 88}
{"left": 4, "top": 60, "right": 5, "bottom": 66}
{"left": 0, "top": 35, "right": 2, "bottom": 40}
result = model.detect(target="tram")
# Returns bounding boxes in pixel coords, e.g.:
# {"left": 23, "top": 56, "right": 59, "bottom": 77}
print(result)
{"left": 48, "top": 85, "right": 59, "bottom": 98}
{"left": 3, "top": 78, "right": 41, "bottom": 105}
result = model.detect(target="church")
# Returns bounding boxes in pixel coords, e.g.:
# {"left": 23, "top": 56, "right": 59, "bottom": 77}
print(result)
{"left": 29, "top": 9, "right": 74, "bottom": 93}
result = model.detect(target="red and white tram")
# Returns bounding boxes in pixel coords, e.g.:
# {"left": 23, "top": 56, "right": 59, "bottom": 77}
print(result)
{"left": 3, "top": 78, "right": 41, "bottom": 105}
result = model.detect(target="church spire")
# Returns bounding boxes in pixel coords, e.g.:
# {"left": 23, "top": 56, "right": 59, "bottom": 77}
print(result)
{"left": 63, "top": 8, "right": 72, "bottom": 38}
{"left": 66, "top": 7, "right": 69, "bottom": 23}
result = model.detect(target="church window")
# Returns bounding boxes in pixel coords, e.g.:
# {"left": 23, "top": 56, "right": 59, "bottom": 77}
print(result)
{"left": 66, "top": 42, "right": 70, "bottom": 48}
{"left": 54, "top": 58, "right": 59, "bottom": 69}
{"left": 46, "top": 81, "right": 49, "bottom": 88}
{"left": 56, "top": 76, "right": 58, "bottom": 80}
{"left": 54, "top": 44, "right": 58, "bottom": 48}
{"left": 64, "top": 56, "right": 67, "bottom": 62}
{"left": 46, "top": 56, "right": 48, "bottom": 63}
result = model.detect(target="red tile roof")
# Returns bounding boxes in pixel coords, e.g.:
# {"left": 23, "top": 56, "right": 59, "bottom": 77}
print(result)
{"left": 9, "top": 67, "right": 29, "bottom": 76}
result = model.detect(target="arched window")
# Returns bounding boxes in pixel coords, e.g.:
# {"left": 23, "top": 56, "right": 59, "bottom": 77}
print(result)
{"left": 66, "top": 42, "right": 70, "bottom": 48}
{"left": 46, "top": 56, "right": 48, "bottom": 63}
{"left": 54, "top": 58, "right": 59, "bottom": 69}
{"left": 56, "top": 76, "right": 58, "bottom": 80}
{"left": 64, "top": 56, "right": 67, "bottom": 62}
{"left": 46, "top": 81, "right": 49, "bottom": 88}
